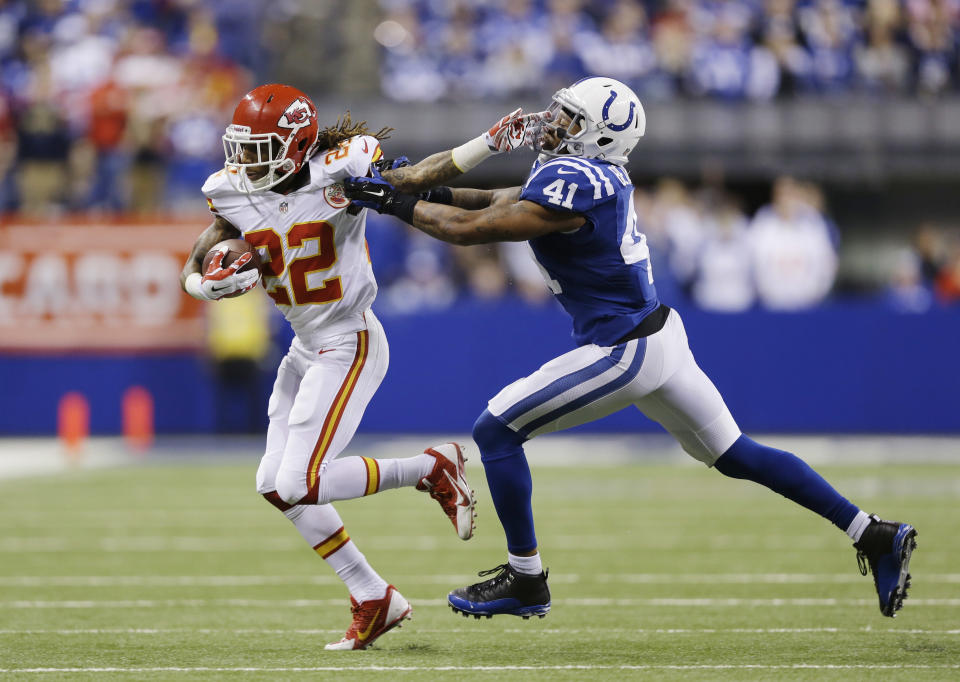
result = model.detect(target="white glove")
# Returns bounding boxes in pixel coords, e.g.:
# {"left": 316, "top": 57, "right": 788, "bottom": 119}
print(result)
{"left": 482, "top": 108, "right": 551, "bottom": 153}
{"left": 453, "top": 108, "right": 551, "bottom": 173}
{"left": 521, "top": 109, "right": 553, "bottom": 149}
{"left": 200, "top": 248, "right": 259, "bottom": 300}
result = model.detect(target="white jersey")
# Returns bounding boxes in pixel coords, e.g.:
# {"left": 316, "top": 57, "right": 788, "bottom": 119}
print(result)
{"left": 202, "top": 134, "right": 384, "bottom": 348}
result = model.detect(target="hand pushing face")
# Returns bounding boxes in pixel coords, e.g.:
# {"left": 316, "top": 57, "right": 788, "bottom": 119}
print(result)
{"left": 540, "top": 109, "right": 580, "bottom": 151}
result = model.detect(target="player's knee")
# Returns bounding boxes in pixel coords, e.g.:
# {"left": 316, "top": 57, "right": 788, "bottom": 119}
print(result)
{"left": 274, "top": 466, "right": 308, "bottom": 506}
{"left": 472, "top": 409, "right": 525, "bottom": 462}
{"left": 255, "top": 457, "right": 278, "bottom": 496}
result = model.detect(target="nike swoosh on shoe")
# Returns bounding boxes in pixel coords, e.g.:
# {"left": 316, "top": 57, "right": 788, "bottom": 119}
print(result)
{"left": 443, "top": 470, "right": 468, "bottom": 504}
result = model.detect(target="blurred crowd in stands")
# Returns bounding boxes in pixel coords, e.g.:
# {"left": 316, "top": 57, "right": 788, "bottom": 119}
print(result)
{"left": 378, "top": 0, "right": 960, "bottom": 101}
{"left": 0, "top": 0, "right": 254, "bottom": 216}
{"left": 365, "top": 175, "right": 960, "bottom": 314}
{"left": 1, "top": 0, "right": 959, "bottom": 313}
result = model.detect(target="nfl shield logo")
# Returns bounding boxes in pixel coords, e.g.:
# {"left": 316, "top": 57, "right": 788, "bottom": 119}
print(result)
{"left": 279, "top": 201, "right": 289, "bottom": 214}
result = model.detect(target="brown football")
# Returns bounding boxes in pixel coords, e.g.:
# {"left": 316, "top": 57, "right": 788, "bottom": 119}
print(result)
{"left": 201, "top": 238, "right": 262, "bottom": 298}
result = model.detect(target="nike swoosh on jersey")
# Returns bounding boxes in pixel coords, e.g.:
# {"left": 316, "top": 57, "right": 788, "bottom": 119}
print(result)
{"left": 556, "top": 168, "right": 578, "bottom": 175}
{"left": 357, "top": 608, "right": 381, "bottom": 641}
{"left": 317, "top": 349, "right": 334, "bottom": 356}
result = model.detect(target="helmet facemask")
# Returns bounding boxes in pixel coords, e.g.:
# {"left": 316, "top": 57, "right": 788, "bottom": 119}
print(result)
{"left": 533, "top": 78, "right": 645, "bottom": 166}
{"left": 222, "top": 124, "right": 297, "bottom": 194}
{"left": 533, "top": 96, "right": 589, "bottom": 158}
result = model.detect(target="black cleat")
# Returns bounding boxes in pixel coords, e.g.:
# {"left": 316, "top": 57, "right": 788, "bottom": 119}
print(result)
{"left": 854, "top": 514, "right": 918, "bottom": 617}
{"left": 448, "top": 563, "right": 551, "bottom": 618}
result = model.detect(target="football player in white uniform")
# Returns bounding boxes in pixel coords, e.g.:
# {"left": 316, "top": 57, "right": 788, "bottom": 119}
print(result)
{"left": 180, "top": 83, "right": 538, "bottom": 650}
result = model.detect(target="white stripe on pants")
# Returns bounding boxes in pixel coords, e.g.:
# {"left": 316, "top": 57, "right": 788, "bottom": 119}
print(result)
{"left": 487, "top": 309, "right": 741, "bottom": 464}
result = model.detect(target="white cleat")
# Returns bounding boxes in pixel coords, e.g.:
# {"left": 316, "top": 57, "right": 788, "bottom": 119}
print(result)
{"left": 417, "top": 442, "right": 477, "bottom": 540}
{"left": 324, "top": 585, "right": 412, "bottom": 651}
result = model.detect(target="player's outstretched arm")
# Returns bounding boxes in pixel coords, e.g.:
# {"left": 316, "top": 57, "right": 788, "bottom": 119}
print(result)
{"left": 344, "top": 176, "right": 580, "bottom": 244}
{"left": 410, "top": 199, "right": 583, "bottom": 246}
{"left": 380, "top": 149, "right": 464, "bottom": 194}
{"left": 443, "top": 186, "right": 523, "bottom": 211}
{"left": 380, "top": 109, "right": 541, "bottom": 194}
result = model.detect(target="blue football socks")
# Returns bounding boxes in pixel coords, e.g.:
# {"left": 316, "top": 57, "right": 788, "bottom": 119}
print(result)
{"left": 472, "top": 409, "right": 538, "bottom": 554}
{"left": 714, "top": 434, "right": 860, "bottom": 530}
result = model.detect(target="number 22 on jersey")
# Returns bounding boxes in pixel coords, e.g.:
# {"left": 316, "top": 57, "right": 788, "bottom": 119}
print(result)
{"left": 245, "top": 220, "right": 343, "bottom": 306}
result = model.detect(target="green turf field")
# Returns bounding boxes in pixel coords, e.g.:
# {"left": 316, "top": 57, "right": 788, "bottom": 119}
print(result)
{"left": 1, "top": 452, "right": 958, "bottom": 680}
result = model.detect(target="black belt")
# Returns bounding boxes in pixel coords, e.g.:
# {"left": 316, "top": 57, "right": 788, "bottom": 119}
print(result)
{"left": 616, "top": 304, "right": 671, "bottom": 344}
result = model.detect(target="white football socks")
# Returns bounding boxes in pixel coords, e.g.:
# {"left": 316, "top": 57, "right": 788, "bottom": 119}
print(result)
{"left": 314, "top": 454, "right": 435, "bottom": 504}
{"left": 377, "top": 453, "right": 436, "bottom": 489}
{"left": 846, "top": 510, "right": 872, "bottom": 542}
{"left": 508, "top": 552, "right": 543, "bottom": 576}
{"left": 331, "top": 549, "right": 389, "bottom": 604}
{"left": 282, "top": 504, "right": 388, "bottom": 603}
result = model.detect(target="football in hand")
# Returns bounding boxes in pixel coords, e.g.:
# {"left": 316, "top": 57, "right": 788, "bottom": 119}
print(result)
{"left": 202, "top": 238, "right": 262, "bottom": 298}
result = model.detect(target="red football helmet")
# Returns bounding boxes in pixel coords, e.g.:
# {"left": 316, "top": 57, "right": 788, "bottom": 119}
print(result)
{"left": 222, "top": 84, "right": 320, "bottom": 193}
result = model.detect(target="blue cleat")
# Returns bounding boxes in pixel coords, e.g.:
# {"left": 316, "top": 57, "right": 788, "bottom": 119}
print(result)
{"left": 448, "top": 564, "right": 551, "bottom": 619}
{"left": 854, "top": 515, "right": 918, "bottom": 617}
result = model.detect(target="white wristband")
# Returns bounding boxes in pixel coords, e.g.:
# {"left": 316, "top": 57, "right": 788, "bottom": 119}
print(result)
{"left": 451, "top": 135, "right": 493, "bottom": 173}
{"left": 184, "top": 272, "right": 209, "bottom": 301}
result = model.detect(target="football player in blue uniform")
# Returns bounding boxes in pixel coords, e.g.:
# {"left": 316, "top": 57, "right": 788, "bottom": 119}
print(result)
{"left": 344, "top": 77, "right": 917, "bottom": 621}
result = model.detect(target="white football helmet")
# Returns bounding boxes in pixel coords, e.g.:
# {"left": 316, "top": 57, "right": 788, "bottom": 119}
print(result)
{"left": 535, "top": 77, "right": 646, "bottom": 166}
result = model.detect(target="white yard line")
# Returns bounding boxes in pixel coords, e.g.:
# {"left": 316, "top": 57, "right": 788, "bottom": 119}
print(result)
{"left": 2, "top": 664, "right": 959, "bottom": 673}
{"left": 0, "top": 535, "right": 850, "bottom": 552}
{"left": 1, "top": 573, "right": 959, "bottom": 587}
{"left": 1, "top": 598, "right": 958, "bottom": 608}
{"left": 0, "top": 627, "right": 957, "bottom": 635}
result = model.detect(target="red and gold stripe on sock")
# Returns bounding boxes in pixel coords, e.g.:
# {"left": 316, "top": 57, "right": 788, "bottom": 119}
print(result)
{"left": 313, "top": 526, "right": 350, "bottom": 559}
{"left": 361, "top": 457, "right": 380, "bottom": 496}
{"left": 304, "top": 330, "right": 369, "bottom": 500}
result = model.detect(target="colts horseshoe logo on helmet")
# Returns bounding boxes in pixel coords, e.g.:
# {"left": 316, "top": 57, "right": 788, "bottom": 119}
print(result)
{"left": 601, "top": 90, "right": 637, "bottom": 132}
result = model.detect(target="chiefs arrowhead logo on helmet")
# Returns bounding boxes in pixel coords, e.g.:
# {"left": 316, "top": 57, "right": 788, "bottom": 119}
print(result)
{"left": 278, "top": 98, "right": 315, "bottom": 130}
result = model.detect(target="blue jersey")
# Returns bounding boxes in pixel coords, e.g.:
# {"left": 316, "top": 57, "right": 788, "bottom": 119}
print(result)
{"left": 520, "top": 156, "right": 659, "bottom": 347}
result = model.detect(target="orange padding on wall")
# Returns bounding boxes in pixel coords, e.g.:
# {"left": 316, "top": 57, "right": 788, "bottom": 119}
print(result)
{"left": 58, "top": 392, "right": 90, "bottom": 456}
{"left": 122, "top": 386, "right": 154, "bottom": 453}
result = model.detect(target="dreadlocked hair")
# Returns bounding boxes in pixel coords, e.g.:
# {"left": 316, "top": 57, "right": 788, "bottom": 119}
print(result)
{"left": 315, "top": 111, "right": 393, "bottom": 154}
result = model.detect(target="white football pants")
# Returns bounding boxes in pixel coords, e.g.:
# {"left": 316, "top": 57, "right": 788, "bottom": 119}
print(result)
{"left": 488, "top": 308, "right": 742, "bottom": 464}
{"left": 256, "top": 310, "right": 389, "bottom": 505}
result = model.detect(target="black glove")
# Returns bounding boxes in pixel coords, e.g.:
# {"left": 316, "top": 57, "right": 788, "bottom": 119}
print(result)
{"left": 419, "top": 186, "right": 453, "bottom": 205}
{"left": 343, "top": 173, "right": 419, "bottom": 224}
{"left": 348, "top": 158, "right": 412, "bottom": 215}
